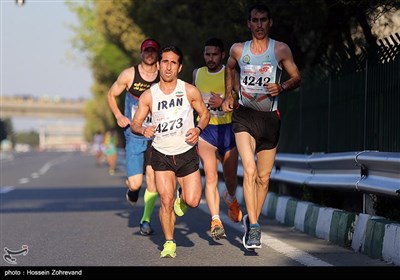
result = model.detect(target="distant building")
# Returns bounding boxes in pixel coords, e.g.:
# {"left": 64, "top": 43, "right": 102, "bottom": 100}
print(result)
{"left": 39, "top": 123, "right": 86, "bottom": 151}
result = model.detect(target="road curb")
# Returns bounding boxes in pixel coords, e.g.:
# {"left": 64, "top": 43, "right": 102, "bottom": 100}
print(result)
{"left": 219, "top": 182, "right": 399, "bottom": 266}
{"left": 352, "top": 214, "right": 400, "bottom": 265}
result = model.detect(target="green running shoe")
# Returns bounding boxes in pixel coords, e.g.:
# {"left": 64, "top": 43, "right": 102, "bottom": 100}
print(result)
{"left": 160, "top": 241, "right": 176, "bottom": 258}
{"left": 174, "top": 188, "right": 188, "bottom": 217}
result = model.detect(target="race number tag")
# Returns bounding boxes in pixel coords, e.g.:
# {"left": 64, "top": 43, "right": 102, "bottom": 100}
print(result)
{"left": 132, "top": 104, "right": 152, "bottom": 127}
{"left": 202, "top": 93, "right": 224, "bottom": 118}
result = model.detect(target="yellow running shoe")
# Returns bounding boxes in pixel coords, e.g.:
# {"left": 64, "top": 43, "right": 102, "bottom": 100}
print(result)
{"left": 160, "top": 241, "right": 176, "bottom": 258}
{"left": 211, "top": 219, "right": 226, "bottom": 240}
{"left": 223, "top": 191, "right": 243, "bottom": 223}
{"left": 174, "top": 189, "right": 188, "bottom": 216}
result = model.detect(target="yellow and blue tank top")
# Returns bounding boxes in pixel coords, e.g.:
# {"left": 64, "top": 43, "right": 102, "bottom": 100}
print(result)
{"left": 194, "top": 65, "right": 232, "bottom": 125}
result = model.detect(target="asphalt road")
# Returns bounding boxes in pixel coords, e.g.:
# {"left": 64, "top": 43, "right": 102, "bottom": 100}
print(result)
{"left": 0, "top": 151, "right": 396, "bottom": 275}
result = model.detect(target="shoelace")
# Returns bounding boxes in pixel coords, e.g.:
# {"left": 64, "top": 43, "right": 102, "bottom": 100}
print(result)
{"left": 249, "top": 228, "right": 261, "bottom": 240}
{"left": 211, "top": 220, "right": 222, "bottom": 229}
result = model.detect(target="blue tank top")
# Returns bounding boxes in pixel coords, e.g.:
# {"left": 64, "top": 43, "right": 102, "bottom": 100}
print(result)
{"left": 124, "top": 65, "right": 159, "bottom": 140}
{"left": 238, "top": 39, "right": 282, "bottom": 112}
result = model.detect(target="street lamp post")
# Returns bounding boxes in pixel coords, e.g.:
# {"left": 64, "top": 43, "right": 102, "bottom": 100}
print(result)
{"left": 16, "top": 0, "right": 25, "bottom": 7}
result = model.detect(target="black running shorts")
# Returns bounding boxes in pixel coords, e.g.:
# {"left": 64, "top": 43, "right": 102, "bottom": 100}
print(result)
{"left": 232, "top": 105, "right": 281, "bottom": 152}
{"left": 151, "top": 146, "right": 199, "bottom": 177}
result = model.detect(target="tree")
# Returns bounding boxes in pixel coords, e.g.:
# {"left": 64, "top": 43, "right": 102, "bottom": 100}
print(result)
{"left": 0, "top": 118, "right": 14, "bottom": 144}
{"left": 15, "top": 131, "right": 39, "bottom": 146}
{"left": 68, "top": 0, "right": 400, "bottom": 132}
{"left": 0, "top": 119, "right": 7, "bottom": 142}
{"left": 67, "top": 0, "right": 142, "bottom": 140}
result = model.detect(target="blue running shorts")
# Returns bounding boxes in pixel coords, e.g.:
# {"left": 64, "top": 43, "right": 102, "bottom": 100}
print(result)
{"left": 125, "top": 138, "right": 151, "bottom": 177}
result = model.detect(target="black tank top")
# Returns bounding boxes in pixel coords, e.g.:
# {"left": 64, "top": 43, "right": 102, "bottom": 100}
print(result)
{"left": 128, "top": 65, "right": 159, "bottom": 98}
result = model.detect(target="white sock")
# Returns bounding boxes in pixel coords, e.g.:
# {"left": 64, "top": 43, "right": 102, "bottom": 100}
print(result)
{"left": 211, "top": 215, "right": 220, "bottom": 221}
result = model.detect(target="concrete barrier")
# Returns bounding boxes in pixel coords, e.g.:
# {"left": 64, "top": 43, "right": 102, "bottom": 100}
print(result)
{"left": 351, "top": 214, "right": 400, "bottom": 265}
{"left": 382, "top": 222, "right": 400, "bottom": 265}
{"left": 315, "top": 207, "right": 335, "bottom": 240}
{"left": 215, "top": 180, "right": 399, "bottom": 265}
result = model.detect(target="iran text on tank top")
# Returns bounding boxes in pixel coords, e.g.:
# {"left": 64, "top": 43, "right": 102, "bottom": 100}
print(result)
{"left": 151, "top": 79, "right": 195, "bottom": 155}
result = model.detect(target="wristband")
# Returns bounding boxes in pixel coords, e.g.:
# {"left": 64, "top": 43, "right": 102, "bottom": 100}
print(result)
{"left": 196, "top": 126, "right": 203, "bottom": 135}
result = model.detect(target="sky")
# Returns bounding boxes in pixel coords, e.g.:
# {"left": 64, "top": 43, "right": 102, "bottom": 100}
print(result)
{"left": 1, "top": 0, "right": 92, "bottom": 132}
{"left": 1, "top": 0, "right": 93, "bottom": 100}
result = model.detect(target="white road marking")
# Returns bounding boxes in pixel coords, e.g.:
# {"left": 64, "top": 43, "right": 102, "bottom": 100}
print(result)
{"left": 198, "top": 199, "right": 333, "bottom": 266}
{"left": 262, "top": 234, "right": 333, "bottom": 266}
{"left": 38, "top": 155, "right": 71, "bottom": 175}
{"left": 18, "top": 178, "right": 29, "bottom": 184}
{"left": 0, "top": 186, "right": 15, "bottom": 194}
{"left": 15, "top": 154, "right": 72, "bottom": 185}
{"left": 39, "top": 162, "right": 52, "bottom": 175}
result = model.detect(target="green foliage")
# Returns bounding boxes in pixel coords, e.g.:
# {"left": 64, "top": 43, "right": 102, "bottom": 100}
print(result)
{"left": 372, "top": 195, "right": 400, "bottom": 222}
{"left": 15, "top": 131, "right": 39, "bottom": 146}
{"left": 94, "top": 43, "right": 131, "bottom": 82}
{"left": 130, "top": 0, "right": 252, "bottom": 80}
{"left": 66, "top": 0, "right": 133, "bottom": 140}
{"left": 0, "top": 122, "right": 5, "bottom": 142}
{"left": 68, "top": 0, "right": 400, "bottom": 136}
{"left": 0, "top": 118, "right": 15, "bottom": 144}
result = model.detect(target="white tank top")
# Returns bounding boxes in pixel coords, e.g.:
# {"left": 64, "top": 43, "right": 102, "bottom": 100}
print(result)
{"left": 151, "top": 79, "right": 195, "bottom": 155}
{"left": 238, "top": 39, "right": 282, "bottom": 111}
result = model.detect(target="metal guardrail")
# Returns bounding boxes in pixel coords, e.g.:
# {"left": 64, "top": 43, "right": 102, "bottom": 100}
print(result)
{"left": 270, "top": 151, "right": 400, "bottom": 197}
{"left": 355, "top": 152, "right": 400, "bottom": 196}
{"left": 226, "top": 151, "right": 400, "bottom": 198}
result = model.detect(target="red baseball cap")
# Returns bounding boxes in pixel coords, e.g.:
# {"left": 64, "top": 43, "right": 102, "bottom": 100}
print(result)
{"left": 141, "top": 39, "right": 160, "bottom": 52}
